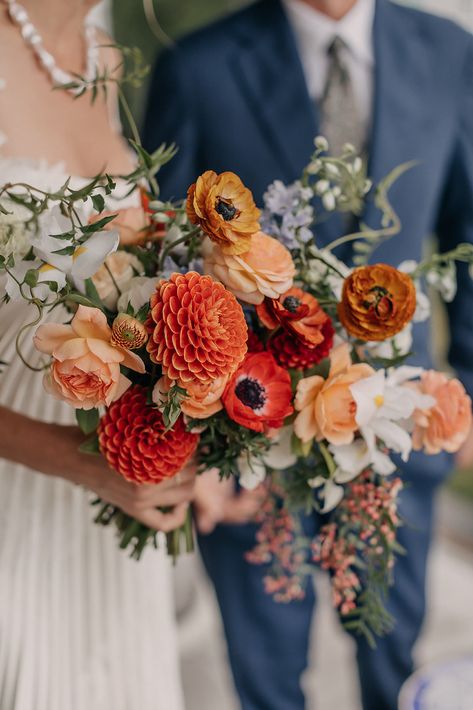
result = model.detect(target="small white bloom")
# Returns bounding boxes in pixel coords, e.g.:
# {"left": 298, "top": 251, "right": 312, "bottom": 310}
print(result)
{"left": 117, "top": 275, "right": 160, "bottom": 313}
{"left": 322, "top": 191, "right": 336, "bottom": 212}
{"left": 0, "top": 202, "right": 32, "bottom": 261}
{"left": 314, "top": 179, "right": 330, "bottom": 196}
{"left": 308, "top": 476, "right": 344, "bottom": 513}
{"left": 426, "top": 263, "right": 457, "bottom": 302}
{"left": 237, "top": 452, "right": 267, "bottom": 491}
{"left": 366, "top": 323, "right": 413, "bottom": 360}
{"left": 314, "top": 136, "right": 329, "bottom": 152}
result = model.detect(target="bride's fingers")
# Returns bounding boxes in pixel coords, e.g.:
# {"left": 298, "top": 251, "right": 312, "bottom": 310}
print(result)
{"left": 135, "top": 502, "right": 189, "bottom": 532}
{"left": 221, "top": 487, "right": 267, "bottom": 525}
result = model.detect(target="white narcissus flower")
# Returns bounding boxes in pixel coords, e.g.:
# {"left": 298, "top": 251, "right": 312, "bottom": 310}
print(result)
{"left": 117, "top": 276, "right": 160, "bottom": 313}
{"left": 5, "top": 259, "right": 66, "bottom": 301}
{"left": 349, "top": 368, "right": 435, "bottom": 463}
{"left": 307, "top": 476, "right": 344, "bottom": 513}
{"left": 0, "top": 202, "right": 32, "bottom": 260}
{"left": 237, "top": 426, "right": 297, "bottom": 490}
{"left": 34, "top": 206, "right": 119, "bottom": 283}
{"left": 91, "top": 251, "right": 143, "bottom": 310}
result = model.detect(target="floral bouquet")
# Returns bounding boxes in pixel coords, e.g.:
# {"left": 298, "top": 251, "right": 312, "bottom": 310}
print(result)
{"left": 2, "top": 115, "right": 473, "bottom": 641}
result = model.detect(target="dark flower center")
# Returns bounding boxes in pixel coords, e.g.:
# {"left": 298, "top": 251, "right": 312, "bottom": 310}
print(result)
{"left": 235, "top": 377, "right": 267, "bottom": 410}
{"left": 363, "top": 286, "right": 394, "bottom": 319}
{"left": 283, "top": 295, "right": 302, "bottom": 313}
{"left": 216, "top": 197, "right": 238, "bottom": 221}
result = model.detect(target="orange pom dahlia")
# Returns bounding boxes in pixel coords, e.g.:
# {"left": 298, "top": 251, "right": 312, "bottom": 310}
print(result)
{"left": 338, "top": 264, "right": 416, "bottom": 341}
{"left": 98, "top": 385, "right": 199, "bottom": 484}
{"left": 186, "top": 170, "right": 261, "bottom": 255}
{"left": 146, "top": 271, "right": 248, "bottom": 385}
{"left": 222, "top": 352, "right": 294, "bottom": 432}
{"left": 257, "top": 287, "right": 331, "bottom": 348}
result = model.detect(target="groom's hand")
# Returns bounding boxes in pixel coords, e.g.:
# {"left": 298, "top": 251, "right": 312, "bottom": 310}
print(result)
{"left": 193, "top": 469, "right": 267, "bottom": 534}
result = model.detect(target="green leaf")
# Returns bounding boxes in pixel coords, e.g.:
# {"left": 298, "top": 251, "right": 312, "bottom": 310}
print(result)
{"left": 79, "top": 433, "right": 101, "bottom": 455}
{"left": 84, "top": 278, "right": 103, "bottom": 306}
{"left": 91, "top": 193, "right": 105, "bottom": 213}
{"left": 76, "top": 408, "right": 100, "bottom": 435}
{"left": 66, "top": 294, "right": 103, "bottom": 309}
{"left": 52, "top": 245, "right": 75, "bottom": 256}
{"left": 24, "top": 268, "right": 38, "bottom": 287}
{"left": 80, "top": 214, "right": 117, "bottom": 234}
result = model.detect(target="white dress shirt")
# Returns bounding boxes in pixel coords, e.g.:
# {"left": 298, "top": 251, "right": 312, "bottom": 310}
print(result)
{"left": 282, "top": 0, "right": 376, "bottom": 140}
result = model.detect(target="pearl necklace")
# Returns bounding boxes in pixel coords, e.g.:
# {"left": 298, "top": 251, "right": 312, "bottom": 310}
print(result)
{"left": 4, "top": 0, "right": 99, "bottom": 94}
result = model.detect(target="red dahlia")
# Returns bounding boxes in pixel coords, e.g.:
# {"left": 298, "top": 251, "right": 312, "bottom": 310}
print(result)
{"left": 269, "top": 319, "right": 335, "bottom": 370}
{"left": 222, "top": 352, "right": 293, "bottom": 432}
{"left": 98, "top": 385, "right": 199, "bottom": 484}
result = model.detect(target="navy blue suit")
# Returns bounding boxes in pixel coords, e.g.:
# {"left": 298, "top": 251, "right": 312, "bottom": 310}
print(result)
{"left": 143, "top": 1, "right": 473, "bottom": 708}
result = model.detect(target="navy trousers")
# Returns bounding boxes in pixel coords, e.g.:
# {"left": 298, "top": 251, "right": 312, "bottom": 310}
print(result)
{"left": 198, "top": 476, "right": 438, "bottom": 710}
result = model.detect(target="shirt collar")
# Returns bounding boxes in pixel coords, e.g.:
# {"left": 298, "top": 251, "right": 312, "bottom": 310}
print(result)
{"left": 282, "top": 0, "right": 376, "bottom": 66}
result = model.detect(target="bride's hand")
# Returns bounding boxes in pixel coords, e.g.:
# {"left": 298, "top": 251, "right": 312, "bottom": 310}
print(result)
{"left": 193, "top": 468, "right": 267, "bottom": 534}
{"left": 56, "top": 425, "right": 197, "bottom": 532}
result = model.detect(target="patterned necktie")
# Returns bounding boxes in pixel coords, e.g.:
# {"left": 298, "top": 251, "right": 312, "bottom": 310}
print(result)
{"left": 320, "top": 36, "right": 365, "bottom": 155}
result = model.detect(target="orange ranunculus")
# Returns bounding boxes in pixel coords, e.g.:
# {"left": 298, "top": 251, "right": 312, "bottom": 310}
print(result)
{"left": 111, "top": 313, "right": 148, "bottom": 350}
{"left": 153, "top": 374, "right": 227, "bottom": 419}
{"left": 257, "top": 287, "right": 331, "bottom": 348}
{"left": 186, "top": 170, "right": 261, "bottom": 255}
{"left": 294, "top": 343, "right": 374, "bottom": 444}
{"left": 90, "top": 207, "right": 151, "bottom": 246}
{"left": 338, "top": 264, "right": 416, "bottom": 341}
{"left": 203, "top": 232, "right": 295, "bottom": 305}
{"left": 411, "top": 371, "right": 472, "bottom": 454}
{"left": 222, "top": 352, "right": 293, "bottom": 432}
{"left": 146, "top": 272, "right": 248, "bottom": 385}
{"left": 33, "top": 305, "right": 145, "bottom": 410}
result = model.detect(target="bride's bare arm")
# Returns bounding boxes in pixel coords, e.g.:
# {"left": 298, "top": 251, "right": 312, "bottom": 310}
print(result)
{"left": 0, "top": 405, "right": 195, "bottom": 531}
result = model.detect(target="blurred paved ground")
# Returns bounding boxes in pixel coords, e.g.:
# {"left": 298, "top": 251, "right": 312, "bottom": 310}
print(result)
{"left": 174, "top": 492, "right": 473, "bottom": 710}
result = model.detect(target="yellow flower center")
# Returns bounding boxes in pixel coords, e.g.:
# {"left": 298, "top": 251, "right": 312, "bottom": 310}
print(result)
{"left": 73, "top": 245, "right": 87, "bottom": 261}
{"left": 374, "top": 394, "right": 384, "bottom": 408}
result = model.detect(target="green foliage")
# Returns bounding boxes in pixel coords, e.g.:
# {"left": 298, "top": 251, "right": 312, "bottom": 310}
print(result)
{"left": 76, "top": 408, "right": 100, "bottom": 435}
{"left": 192, "top": 411, "right": 271, "bottom": 478}
{"left": 160, "top": 383, "right": 188, "bottom": 430}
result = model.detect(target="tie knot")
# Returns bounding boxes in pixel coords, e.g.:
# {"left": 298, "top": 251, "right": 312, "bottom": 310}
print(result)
{"left": 327, "top": 35, "right": 347, "bottom": 58}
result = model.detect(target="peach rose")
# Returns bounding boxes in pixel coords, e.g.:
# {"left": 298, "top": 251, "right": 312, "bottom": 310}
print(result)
{"left": 203, "top": 231, "right": 295, "bottom": 305}
{"left": 294, "top": 343, "right": 374, "bottom": 445}
{"left": 154, "top": 375, "right": 227, "bottom": 419}
{"left": 92, "top": 251, "right": 143, "bottom": 310}
{"left": 34, "top": 305, "right": 145, "bottom": 410}
{"left": 90, "top": 207, "right": 150, "bottom": 246}
{"left": 411, "top": 371, "right": 472, "bottom": 454}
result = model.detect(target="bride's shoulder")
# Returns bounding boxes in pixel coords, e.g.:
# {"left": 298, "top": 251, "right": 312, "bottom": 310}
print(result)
{"left": 93, "top": 27, "right": 125, "bottom": 81}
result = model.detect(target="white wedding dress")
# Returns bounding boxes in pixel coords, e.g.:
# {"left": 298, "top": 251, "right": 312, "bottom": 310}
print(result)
{"left": 0, "top": 69, "right": 185, "bottom": 710}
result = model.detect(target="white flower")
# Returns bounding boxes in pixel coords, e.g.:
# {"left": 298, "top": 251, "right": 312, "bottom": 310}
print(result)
{"left": 5, "top": 259, "right": 66, "bottom": 301}
{"left": 307, "top": 248, "right": 350, "bottom": 300}
{"left": 350, "top": 368, "right": 435, "bottom": 463}
{"left": 237, "top": 426, "right": 297, "bottom": 490}
{"left": 366, "top": 323, "right": 413, "bottom": 360}
{"left": 426, "top": 262, "right": 457, "bottom": 302}
{"left": 34, "top": 206, "right": 119, "bottom": 283}
{"left": 0, "top": 202, "right": 32, "bottom": 260}
{"left": 308, "top": 476, "right": 344, "bottom": 513}
{"left": 117, "top": 276, "right": 160, "bottom": 313}
{"left": 314, "top": 136, "right": 329, "bottom": 152}
{"left": 92, "top": 252, "right": 143, "bottom": 310}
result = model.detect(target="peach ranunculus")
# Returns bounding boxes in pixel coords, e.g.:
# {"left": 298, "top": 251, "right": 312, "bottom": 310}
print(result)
{"left": 411, "top": 371, "right": 472, "bottom": 454}
{"left": 92, "top": 251, "right": 143, "bottom": 310}
{"left": 186, "top": 170, "right": 261, "bottom": 256}
{"left": 153, "top": 374, "right": 228, "bottom": 419}
{"left": 33, "top": 305, "right": 145, "bottom": 410}
{"left": 90, "top": 207, "right": 150, "bottom": 246}
{"left": 294, "top": 343, "right": 374, "bottom": 445}
{"left": 203, "top": 232, "right": 296, "bottom": 305}
{"left": 338, "top": 264, "right": 416, "bottom": 341}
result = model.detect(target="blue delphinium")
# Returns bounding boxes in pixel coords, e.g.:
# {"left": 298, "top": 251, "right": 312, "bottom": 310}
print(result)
{"left": 261, "top": 179, "right": 314, "bottom": 250}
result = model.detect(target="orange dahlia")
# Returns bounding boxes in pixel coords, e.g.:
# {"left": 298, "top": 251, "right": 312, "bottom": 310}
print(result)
{"left": 269, "top": 319, "right": 335, "bottom": 370}
{"left": 146, "top": 271, "right": 248, "bottom": 385}
{"left": 222, "top": 352, "right": 293, "bottom": 432}
{"left": 257, "top": 287, "right": 331, "bottom": 348}
{"left": 338, "top": 264, "right": 416, "bottom": 341}
{"left": 186, "top": 170, "right": 261, "bottom": 255}
{"left": 98, "top": 385, "right": 199, "bottom": 484}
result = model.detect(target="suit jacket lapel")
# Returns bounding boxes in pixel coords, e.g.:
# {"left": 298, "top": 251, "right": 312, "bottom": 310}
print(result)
{"left": 231, "top": 0, "right": 317, "bottom": 183}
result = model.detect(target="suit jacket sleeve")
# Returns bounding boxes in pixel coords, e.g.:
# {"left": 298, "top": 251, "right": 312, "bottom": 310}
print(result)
{"left": 142, "top": 47, "right": 199, "bottom": 202}
{"left": 436, "top": 37, "right": 473, "bottom": 398}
